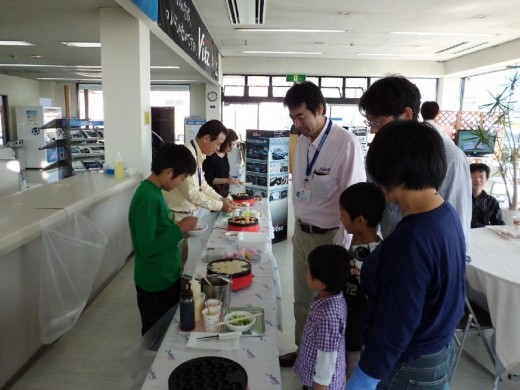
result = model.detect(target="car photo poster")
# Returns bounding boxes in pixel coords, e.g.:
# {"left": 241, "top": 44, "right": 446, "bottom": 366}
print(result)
{"left": 245, "top": 130, "right": 290, "bottom": 243}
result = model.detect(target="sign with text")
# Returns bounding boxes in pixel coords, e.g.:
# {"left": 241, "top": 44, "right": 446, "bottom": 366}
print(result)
{"left": 286, "top": 74, "right": 306, "bottom": 82}
{"left": 159, "top": 0, "right": 220, "bottom": 81}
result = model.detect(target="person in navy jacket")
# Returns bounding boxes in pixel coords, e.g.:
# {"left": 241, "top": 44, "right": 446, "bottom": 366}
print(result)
{"left": 346, "top": 121, "right": 465, "bottom": 390}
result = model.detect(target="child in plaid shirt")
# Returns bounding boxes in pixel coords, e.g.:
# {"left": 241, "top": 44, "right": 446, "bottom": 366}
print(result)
{"left": 294, "top": 244, "right": 349, "bottom": 390}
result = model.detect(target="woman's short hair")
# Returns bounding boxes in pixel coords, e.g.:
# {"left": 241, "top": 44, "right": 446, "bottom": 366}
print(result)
{"left": 196, "top": 119, "right": 228, "bottom": 141}
{"left": 308, "top": 244, "right": 349, "bottom": 294}
{"left": 339, "top": 183, "right": 386, "bottom": 227}
{"left": 151, "top": 143, "right": 196, "bottom": 178}
{"left": 366, "top": 120, "right": 447, "bottom": 192}
{"left": 219, "top": 129, "right": 239, "bottom": 152}
{"left": 283, "top": 81, "right": 327, "bottom": 115}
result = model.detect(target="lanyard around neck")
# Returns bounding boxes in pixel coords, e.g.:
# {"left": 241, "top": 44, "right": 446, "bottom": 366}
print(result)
{"left": 191, "top": 139, "right": 202, "bottom": 191}
{"left": 305, "top": 119, "right": 333, "bottom": 182}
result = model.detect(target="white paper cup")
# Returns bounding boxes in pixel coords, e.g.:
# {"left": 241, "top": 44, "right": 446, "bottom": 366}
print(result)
{"left": 202, "top": 308, "right": 220, "bottom": 332}
{"left": 206, "top": 299, "right": 222, "bottom": 315}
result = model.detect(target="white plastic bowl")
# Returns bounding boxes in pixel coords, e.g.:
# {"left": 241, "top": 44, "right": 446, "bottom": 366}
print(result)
{"left": 187, "top": 223, "right": 208, "bottom": 237}
{"left": 224, "top": 231, "right": 239, "bottom": 243}
{"left": 224, "top": 311, "right": 256, "bottom": 332}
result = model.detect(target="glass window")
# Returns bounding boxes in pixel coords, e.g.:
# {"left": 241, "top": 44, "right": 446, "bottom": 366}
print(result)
{"left": 273, "top": 86, "right": 290, "bottom": 97}
{"left": 272, "top": 76, "right": 293, "bottom": 87}
{"left": 345, "top": 78, "right": 368, "bottom": 98}
{"left": 223, "top": 75, "right": 245, "bottom": 96}
{"left": 321, "top": 77, "right": 343, "bottom": 98}
{"left": 409, "top": 78, "right": 438, "bottom": 102}
{"left": 222, "top": 103, "right": 259, "bottom": 140}
{"left": 259, "top": 102, "right": 293, "bottom": 130}
{"left": 306, "top": 76, "right": 319, "bottom": 86}
{"left": 321, "top": 77, "right": 343, "bottom": 88}
{"left": 248, "top": 76, "right": 269, "bottom": 97}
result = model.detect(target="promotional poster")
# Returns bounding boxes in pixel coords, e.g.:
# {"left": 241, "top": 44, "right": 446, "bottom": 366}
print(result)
{"left": 245, "top": 130, "right": 290, "bottom": 243}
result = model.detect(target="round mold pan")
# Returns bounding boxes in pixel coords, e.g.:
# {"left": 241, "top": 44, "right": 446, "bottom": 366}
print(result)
{"left": 168, "top": 356, "right": 247, "bottom": 390}
{"left": 207, "top": 259, "right": 253, "bottom": 291}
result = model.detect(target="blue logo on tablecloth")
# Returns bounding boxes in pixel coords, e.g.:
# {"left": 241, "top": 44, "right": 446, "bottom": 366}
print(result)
{"left": 242, "top": 347, "right": 256, "bottom": 359}
{"left": 166, "top": 348, "right": 176, "bottom": 360}
{"left": 265, "top": 372, "right": 281, "bottom": 386}
{"left": 148, "top": 368, "right": 157, "bottom": 380}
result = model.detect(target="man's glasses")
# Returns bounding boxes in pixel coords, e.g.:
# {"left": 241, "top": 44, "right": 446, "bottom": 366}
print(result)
{"left": 363, "top": 118, "right": 384, "bottom": 128}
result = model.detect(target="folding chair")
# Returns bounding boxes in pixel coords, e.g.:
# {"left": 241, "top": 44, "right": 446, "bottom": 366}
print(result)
{"left": 451, "top": 295, "right": 497, "bottom": 384}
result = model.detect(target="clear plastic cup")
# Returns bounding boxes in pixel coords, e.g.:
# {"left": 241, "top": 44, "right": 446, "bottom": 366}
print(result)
{"left": 202, "top": 308, "right": 220, "bottom": 332}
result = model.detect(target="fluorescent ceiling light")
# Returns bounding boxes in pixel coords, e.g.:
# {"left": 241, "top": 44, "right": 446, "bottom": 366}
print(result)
{"left": 236, "top": 28, "right": 346, "bottom": 33}
{"left": 0, "top": 64, "right": 100, "bottom": 68}
{"left": 0, "top": 40, "right": 33, "bottom": 46}
{"left": 150, "top": 66, "right": 180, "bottom": 69}
{"left": 61, "top": 42, "right": 101, "bottom": 47}
{"left": 390, "top": 31, "right": 495, "bottom": 37}
{"left": 152, "top": 79, "right": 199, "bottom": 83}
{"left": 242, "top": 50, "right": 323, "bottom": 55}
{"left": 37, "top": 78, "right": 102, "bottom": 81}
{"left": 356, "top": 53, "right": 432, "bottom": 57}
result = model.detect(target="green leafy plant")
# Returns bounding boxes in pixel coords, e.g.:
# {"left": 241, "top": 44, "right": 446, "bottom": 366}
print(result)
{"left": 478, "top": 72, "right": 520, "bottom": 211}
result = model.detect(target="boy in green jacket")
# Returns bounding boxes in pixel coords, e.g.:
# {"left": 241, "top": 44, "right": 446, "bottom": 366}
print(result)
{"left": 129, "top": 143, "right": 198, "bottom": 335}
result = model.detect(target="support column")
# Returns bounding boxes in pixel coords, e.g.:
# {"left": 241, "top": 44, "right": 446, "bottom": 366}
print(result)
{"left": 100, "top": 8, "right": 151, "bottom": 176}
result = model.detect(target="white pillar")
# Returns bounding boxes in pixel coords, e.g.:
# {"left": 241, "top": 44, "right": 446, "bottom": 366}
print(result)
{"left": 205, "top": 83, "right": 221, "bottom": 120}
{"left": 100, "top": 8, "right": 151, "bottom": 176}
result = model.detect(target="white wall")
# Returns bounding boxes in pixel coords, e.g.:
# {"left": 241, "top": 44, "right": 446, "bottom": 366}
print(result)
{"left": 223, "top": 57, "right": 445, "bottom": 78}
{"left": 0, "top": 75, "right": 78, "bottom": 139}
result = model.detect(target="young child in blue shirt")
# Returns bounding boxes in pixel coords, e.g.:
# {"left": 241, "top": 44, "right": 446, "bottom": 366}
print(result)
{"left": 294, "top": 244, "right": 349, "bottom": 390}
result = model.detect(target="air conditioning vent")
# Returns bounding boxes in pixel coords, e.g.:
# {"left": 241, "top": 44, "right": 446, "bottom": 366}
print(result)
{"left": 227, "top": 0, "right": 265, "bottom": 25}
{"left": 435, "top": 41, "right": 468, "bottom": 54}
{"left": 452, "top": 42, "right": 488, "bottom": 54}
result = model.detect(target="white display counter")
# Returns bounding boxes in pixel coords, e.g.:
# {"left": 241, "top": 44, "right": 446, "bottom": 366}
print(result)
{"left": 0, "top": 172, "right": 141, "bottom": 388}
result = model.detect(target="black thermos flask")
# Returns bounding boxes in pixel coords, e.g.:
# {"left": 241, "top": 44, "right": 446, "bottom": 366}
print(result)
{"left": 179, "top": 286, "right": 195, "bottom": 331}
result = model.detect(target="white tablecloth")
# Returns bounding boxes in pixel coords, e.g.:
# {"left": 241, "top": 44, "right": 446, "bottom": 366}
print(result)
{"left": 467, "top": 227, "right": 520, "bottom": 372}
{"left": 141, "top": 200, "right": 283, "bottom": 389}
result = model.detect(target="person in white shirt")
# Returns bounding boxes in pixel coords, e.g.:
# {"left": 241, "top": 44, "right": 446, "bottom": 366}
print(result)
{"left": 359, "top": 76, "right": 472, "bottom": 259}
{"left": 278, "top": 81, "right": 366, "bottom": 367}
{"left": 420, "top": 101, "right": 453, "bottom": 140}
{"left": 163, "top": 120, "right": 237, "bottom": 215}
{"left": 163, "top": 120, "right": 237, "bottom": 268}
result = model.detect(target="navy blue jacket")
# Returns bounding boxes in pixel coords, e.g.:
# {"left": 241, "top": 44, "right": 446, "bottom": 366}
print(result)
{"left": 359, "top": 202, "right": 466, "bottom": 380}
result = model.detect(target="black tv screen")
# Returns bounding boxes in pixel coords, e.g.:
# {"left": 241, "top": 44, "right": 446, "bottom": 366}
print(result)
{"left": 456, "top": 130, "right": 496, "bottom": 156}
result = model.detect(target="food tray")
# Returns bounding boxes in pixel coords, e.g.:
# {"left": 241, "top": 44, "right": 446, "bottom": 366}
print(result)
{"left": 221, "top": 306, "right": 265, "bottom": 336}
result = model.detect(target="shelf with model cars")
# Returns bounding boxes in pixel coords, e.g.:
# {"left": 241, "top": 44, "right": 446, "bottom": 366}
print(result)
{"left": 38, "top": 119, "right": 104, "bottom": 178}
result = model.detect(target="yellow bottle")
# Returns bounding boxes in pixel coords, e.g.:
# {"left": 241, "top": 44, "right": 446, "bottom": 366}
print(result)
{"left": 114, "top": 152, "right": 125, "bottom": 179}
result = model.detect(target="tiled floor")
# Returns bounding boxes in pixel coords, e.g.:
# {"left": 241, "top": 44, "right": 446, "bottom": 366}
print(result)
{"left": 8, "top": 194, "right": 520, "bottom": 389}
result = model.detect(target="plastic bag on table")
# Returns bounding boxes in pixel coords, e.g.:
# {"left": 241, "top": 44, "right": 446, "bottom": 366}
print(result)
{"left": 39, "top": 212, "right": 107, "bottom": 344}
{"left": 121, "top": 305, "right": 177, "bottom": 389}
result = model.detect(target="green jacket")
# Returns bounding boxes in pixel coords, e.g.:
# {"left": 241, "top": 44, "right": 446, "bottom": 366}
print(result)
{"left": 129, "top": 180, "right": 184, "bottom": 292}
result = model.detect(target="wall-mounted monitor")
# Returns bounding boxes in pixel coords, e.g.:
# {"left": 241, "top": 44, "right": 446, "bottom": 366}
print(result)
{"left": 456, "top": 130, "right": 496, "bottom": 156}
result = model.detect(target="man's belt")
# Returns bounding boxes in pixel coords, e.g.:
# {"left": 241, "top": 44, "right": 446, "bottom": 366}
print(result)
{"left": 299, "top": 221, "right": 337, "bottom": 235}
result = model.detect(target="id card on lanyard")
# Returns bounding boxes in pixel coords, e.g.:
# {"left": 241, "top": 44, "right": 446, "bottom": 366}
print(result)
{"left": 295, "top": 119, "right": 333, "bottom": 203}
{"left": 191, "top": 139, "right": 203, "bottom": 191}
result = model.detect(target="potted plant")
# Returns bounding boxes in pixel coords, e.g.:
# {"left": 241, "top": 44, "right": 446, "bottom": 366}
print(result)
{"left": 472, "top": 71, "right": 519, "bottom": 214}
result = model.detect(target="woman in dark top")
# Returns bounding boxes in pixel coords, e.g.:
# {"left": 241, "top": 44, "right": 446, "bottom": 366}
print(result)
{"left": 202, "top": 129, "right": 240, "bottom": 197}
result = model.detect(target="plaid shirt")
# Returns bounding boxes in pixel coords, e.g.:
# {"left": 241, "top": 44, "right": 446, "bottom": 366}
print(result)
{"left": 294, "top": 293, "right": 347, "bottom": 389}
